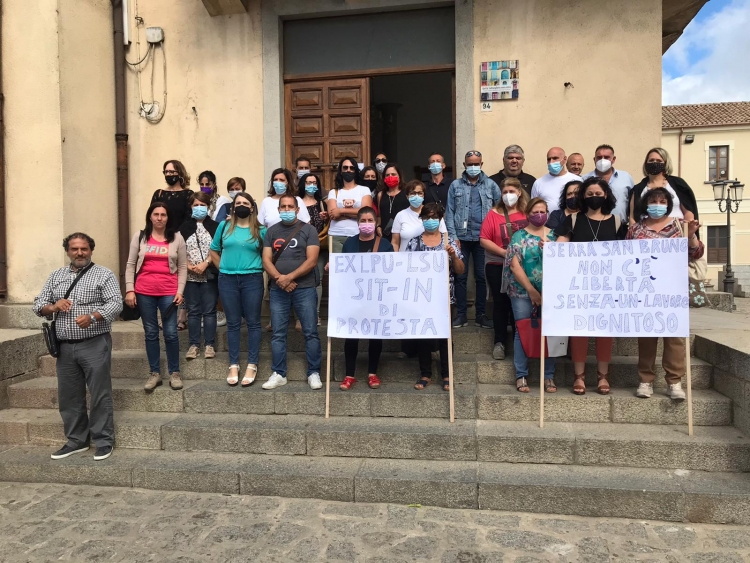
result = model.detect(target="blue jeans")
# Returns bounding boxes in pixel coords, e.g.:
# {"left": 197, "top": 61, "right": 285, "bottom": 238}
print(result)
{"left": 270, "top": 286, "right": 321, "bottom": 377}
{"left": 184, "top": 280, "right": 218, "bottom": 347}
{"left": 218, "top": 273, "right": 263, "bottom": 366}
{"left": 137, "top": 294, "right": 180, "bottom": 374}
{"left": 455, "top": 239, "right": 487, "bottom": 318}
{"left": 510, "top": 296, "right": 555, "bottom": 380}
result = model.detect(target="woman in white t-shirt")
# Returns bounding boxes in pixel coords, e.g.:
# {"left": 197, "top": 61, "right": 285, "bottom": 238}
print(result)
{"left": 327, "top": 157, "right": 373, "bottom": 253}
{"left": 257, "top": 168, "right": 311, "bottom": 228}
{"left": 392, "top": 180, "right": 447, "bottom": 252}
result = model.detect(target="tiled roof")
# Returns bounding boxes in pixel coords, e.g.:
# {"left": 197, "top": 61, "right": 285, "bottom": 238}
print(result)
{"left": 662, "top": 102, "right": 750, "bottom": 128}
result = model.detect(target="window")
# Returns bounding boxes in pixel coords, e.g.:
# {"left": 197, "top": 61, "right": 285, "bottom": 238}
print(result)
{"left": 709, "top": 145, "right": 729, "bottom": 181}
{"left": 707, "top": 226, "right": 728, "bottom": 264}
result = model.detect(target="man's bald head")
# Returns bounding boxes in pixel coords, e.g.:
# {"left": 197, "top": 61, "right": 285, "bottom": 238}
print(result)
{"left": 547, "top": 147, "right": 566, "bottom": 161}
{"left": 567, "top": 153, "right": 584, "bottom": 175}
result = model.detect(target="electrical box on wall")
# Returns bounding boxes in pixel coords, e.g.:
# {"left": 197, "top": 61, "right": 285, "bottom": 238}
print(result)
{"left": 146, "top": 27, "right": 164, "bottom": 44}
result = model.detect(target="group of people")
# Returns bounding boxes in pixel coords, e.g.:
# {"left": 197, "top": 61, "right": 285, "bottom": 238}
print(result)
{"left": 32, "top": 143, "right": 703, "bottom": 461}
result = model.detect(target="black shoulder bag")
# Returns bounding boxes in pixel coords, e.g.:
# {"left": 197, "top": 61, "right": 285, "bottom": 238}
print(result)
{"left": 42, "top": 262, "right": 95, "bottom": 358}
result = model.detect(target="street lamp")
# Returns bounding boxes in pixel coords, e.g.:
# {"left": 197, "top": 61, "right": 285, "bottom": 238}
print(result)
{"left": 712, "top": 178, "right": 744, "bottom": 294}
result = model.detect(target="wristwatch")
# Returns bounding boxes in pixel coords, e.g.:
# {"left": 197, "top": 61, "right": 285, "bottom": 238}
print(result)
{"left": 89, "top": 314, "right": 96, "bottom": 324}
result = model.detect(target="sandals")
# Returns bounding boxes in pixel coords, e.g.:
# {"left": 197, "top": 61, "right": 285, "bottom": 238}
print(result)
{"left": 368, "top": 375, "right": 381, "bottom": 389}
{"left": 516, "top": 377, "right": 530, "bottom": 393}
{"left": 597, "top": 372, "right": 610, "bottom": 395}
{"left": 242, "top": 365, "right": 257, "bottom": 387}
{"left": 227, "top": 365, "right": 240, "bottom": 386}
{"left": 442, "top": 378, "right": 450, "bottom": 392}
{"left": 340, "top": 376, "right": 356, "bottom": 391}
{"left": 545, "top": 379, "right": 557, "bottom": 393}
{"left": 414, "top": 377, "right": 431, "bottom": 391}
{"left": 573, "top": 374, "right": 586, "bottom": 395}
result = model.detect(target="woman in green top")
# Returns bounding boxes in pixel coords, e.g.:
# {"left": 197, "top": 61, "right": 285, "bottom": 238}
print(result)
{"left": 209, "top": 192, "right": 266, "bottom": 387}
{"left": 503, "top": 197, "right": 558, "bottom": 393}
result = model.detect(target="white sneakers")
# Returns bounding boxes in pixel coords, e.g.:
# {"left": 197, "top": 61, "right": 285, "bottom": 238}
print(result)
{"left": 636, "top": 382, "right": 653, "bottom": 398}
{"left": 636, "top": 381, "right": 685, "bottom": 401}
{"left": 308, "top": 373, "right": 322, "bottom": 390}
{"left": 262, "top": 372, "right": 287, "bottom": 390}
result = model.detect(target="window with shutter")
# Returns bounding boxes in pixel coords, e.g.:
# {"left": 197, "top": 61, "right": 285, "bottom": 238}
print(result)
{"left": 707, "top": 226, "right": 728, "bottom": 264}
{"left": 708, "top": 146, "right": 729, "bottom": 181}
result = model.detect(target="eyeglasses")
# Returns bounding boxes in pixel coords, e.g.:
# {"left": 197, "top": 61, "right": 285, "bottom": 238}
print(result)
{"left": 409, "top": 192, "right": 425, "bottom": 197}
{"left": 374, "top": 158, "right": 387, "bottom": 164}
{"left": 465, "top": 150, "right": 482, "bottom": 158}
{"left": 163, "top": 170, "right": 179, "bottom": 176}
{"left": 341, "top": 166, "right": 356, "bottom": 171}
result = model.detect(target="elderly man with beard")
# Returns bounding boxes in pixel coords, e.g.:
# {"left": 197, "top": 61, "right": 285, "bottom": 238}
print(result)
{"left": 33, "top": 233, "right": 122, "bottom": 461}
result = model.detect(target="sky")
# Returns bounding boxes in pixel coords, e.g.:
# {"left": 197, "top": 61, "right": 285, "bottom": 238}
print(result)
{"left": 662, "top": 0, "right": 750, "bottom": 105}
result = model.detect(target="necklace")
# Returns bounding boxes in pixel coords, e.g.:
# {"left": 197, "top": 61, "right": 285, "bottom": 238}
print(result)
{"left": 586, "top": 216, "right": 603, "bottom": 241}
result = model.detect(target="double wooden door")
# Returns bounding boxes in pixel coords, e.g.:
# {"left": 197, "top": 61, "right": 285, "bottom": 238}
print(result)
{"left": 285, "top": 78, "right": 370, "bottom": 194}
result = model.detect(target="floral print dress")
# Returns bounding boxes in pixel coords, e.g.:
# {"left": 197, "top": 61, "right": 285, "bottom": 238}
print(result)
{"left": 404, "top": 234, "right": 464, "bottom": 304}
{"left": 185, "top": 223, "right": 213, "bottom": 283}
{"left": 502, "top": 228, "right": 557, "bottom": 298}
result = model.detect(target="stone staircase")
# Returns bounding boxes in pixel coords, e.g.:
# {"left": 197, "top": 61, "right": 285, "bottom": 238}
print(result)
{"left": 0, "top": 323, "right": 749, "bottom": 524}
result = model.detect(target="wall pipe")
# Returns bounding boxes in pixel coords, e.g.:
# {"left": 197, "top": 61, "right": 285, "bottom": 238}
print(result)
{"left": 112, "top": 0, "right": 130, "bottom": 290}
{"left": 0, "top": 0, "right": 7, "bottom": 298}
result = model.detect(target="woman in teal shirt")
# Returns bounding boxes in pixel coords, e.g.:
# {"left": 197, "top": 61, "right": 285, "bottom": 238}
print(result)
{"left": 210, "top": 192, "right": 266, "bottom": 387}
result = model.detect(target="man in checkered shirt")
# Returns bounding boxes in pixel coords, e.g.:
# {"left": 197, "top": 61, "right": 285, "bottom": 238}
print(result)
{"left": 33, "top": 233, "right": 122, "bottom": 461}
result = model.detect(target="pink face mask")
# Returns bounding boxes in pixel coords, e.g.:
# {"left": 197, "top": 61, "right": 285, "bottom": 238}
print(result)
{"left": 359, "top": 223, "right": 376, "bottom": 235}
{"left": 528, "top": 212, "right": 548, "bottom": 227}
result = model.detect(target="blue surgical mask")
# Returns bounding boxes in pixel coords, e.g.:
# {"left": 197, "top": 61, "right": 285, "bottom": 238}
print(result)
{"left": 273, "top": 181, "right": 287, "bottom": 195}
{"left": 548, "top": 162, "right": 563, "bottom": 175}
{"left": 423, "top": 218, "right": 440, "bottom": 232}
{"left": 279, "top": 210, "right": 296, "bottom": 224}
{"left": 428, "top": 162, "right": 443, "bottom": 175}
{"left": 408, "top": 195, "right": 424, "bottom": 208}
{"left": 305, "top": 184, "right": 318, "bottom": 195}
{"left": 191, "top": 205, "right": 208, "bottom": 220}
{"left": 466, "top": 165, "right": 481, "bottom": 178}
{"left": 646, "top": 204, "right": 668, "bottom": 219}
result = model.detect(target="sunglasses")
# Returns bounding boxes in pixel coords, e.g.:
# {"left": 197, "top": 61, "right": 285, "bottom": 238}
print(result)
{"left": 374, "top": 158, "right": 387, "bottom": 164}
{"left": 465, "top": 150, "right": 482, "bottom": 158}
{"left": 341, "top": 166, "right": 356, "bottom": 171}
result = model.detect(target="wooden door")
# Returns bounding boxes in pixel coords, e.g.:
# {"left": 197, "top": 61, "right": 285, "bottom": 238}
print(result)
{"left": 285, "top": 78, "right": 370, "bottom": 194}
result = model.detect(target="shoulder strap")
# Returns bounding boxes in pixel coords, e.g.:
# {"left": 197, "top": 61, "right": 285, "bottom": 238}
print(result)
{"left": 218, "top": 220, "right": 228, "bottom": 251}
{"left": 502, "top": 207, "right": 514, "bottom": 238}
{"left": 373, "top": 236, "right": 381, "bottom": 253}
{"left": 272, "top": 221, "right": 306, "bottom": 265}
{"left": 64, "top": 262, "right": 95, "bottom": 300}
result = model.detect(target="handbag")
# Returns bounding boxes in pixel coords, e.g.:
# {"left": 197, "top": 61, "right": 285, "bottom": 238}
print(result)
{"left": 42, "top": 262, "right": 95, "bottom": 358}
{"left": 688, "top": 277, "right": 708, "bottom": 308}
{"left": 515, "top": 305, "right": 569, "bottom": 359}
{"left": 196, "top": 238, "right": 217, "bottom": 281}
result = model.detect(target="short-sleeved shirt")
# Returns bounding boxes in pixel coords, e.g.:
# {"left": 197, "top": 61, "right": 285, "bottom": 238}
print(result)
{"left": 263, "top": 220, "right": 320, "bottom": 288}
{"left": 424, "top": 176, "right": 452, "bottom": 205}
{"left": 489, "top": 170, "right": 537, "bottom": 195}
{"left": 530, "top": 172, "right": 582, "bottom": 213}
{"left": 257, "top": 196, "right": 311, "bottom": 228}
{"left": 554, "top": 214, "right": 625, "bottom": 242}
{"left": 327, "top": 185, "right": 372, "bottom": 237}
{"left": 135, "top": 237, "right": 177, "bottom": 296}
{"left": 210, "top": 221, "right": 266, "bottom": 275}
{"left": 503, "top": 229, "right": 557, "bottom": 298}
{"left": 391, "top": 207, "right": 447, "bottom": 252}
{"left": 479, "top": 209, "right": 529, "bottom": 264}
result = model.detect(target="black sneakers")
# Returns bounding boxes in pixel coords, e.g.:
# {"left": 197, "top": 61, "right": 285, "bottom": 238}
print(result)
{"left": 94, "top": 446, "right": 113, "bottom": 461}
{"left": 476, "top": 315, "right": 494, "bottom": 329}
{"left": 50, "top": 443, "right": 90, "bottom": 460}
{"left": 452, "top": 315, "right": 468, "bottom": 328}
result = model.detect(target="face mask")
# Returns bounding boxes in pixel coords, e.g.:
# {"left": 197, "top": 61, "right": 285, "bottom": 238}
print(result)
{"left": 547, "top": 162, "right": 563, "bottom": 175}
{"left": 647, "top": 204, "right": 668, "bottom": 219}
{"left": 408, "top": 195, "right": 424, "bottom": 208}
{"left": 191, "top": 205, "right": 208, "bottom": 220}
{"left": 502, "top": 193, "right": 519, "bottom": 208}
{"left": 234, "top": 205, "right": 251, "bottom": 219}
{"left": 279, "top": 210, "right": 296, "bottom": 224}
{"left": 384, "top": 176, "right": 400, "bottom": 189}
{"left": 200, "top": 186, "right": 213, "bottom": 194}
{"left": 165, "top": 175, "right": 180, "bottom": 186}
{"left": 585, "top": 196, "right": 606, "bottom": 210}
{"left": 375, "top": 161, "right": 387, "bottom": 173}
{"left": 297, "top": 169, "right": 309, "bottom": 179}
{"left": 466, "top": 165, "right": 481, "bottom": 178}
{"left": 359, "top": 223, "right": 376, "bottom": 235}
{"left": 566, "top": 196, "right": 578, "bottom": 210}
{"left": 229, "top": 190, "right": 241, "bottom": 200}
{"left": 341, "top": 171, "right": 356, "bottom": 183}
{"left": 273, "top": 181, "right": 287, "bottom": 195}
{"left": 361, "top": 179, "right": 378, "bottom": 191}
{"left": 305, "top": 184, "right": 318, "bottom": 195}
{"left": 528, "top": 212, "right": 548, "bottom": 227}
{"left": 595, "top": 159, "right": 612, "bottom": 173}
{"left": 423, "top": 218, "right": 440, "bottom": 232}
{"left": 428, "top": 162, "right": 443, "bottom": 175}
{"left": 645, "top": 161, "right": 666, "bottom": 176}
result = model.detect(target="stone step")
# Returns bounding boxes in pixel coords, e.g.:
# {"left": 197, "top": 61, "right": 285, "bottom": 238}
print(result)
{"left": 1, "top": 409, "right": 747, "bottom": 472}
{"left": 0, "top": 445, "right": 748, "bottom": 523}
{"left": 8, "top": 378, "right": 728, "bottom": 424}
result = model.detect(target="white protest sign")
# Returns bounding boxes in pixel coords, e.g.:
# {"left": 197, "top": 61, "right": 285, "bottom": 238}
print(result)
{"left": 541, "top": 239, "right": 690, "bottom": 338}
{"left": 327, "top": 251, "right": 451, "bottom": 339}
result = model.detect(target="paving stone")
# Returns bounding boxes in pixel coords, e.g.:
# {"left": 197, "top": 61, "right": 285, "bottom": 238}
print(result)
{"left": 653, "top": 524, "right": 697, "bottom": 548}
{"left": 689, "top": 554, "right": 745, "bottom": 563}
{"left": 387, "top": 536, "right": 439, "bottom": 560}
{"left": 710, "top": 529, "right": 750, "bottom": 549}
{"left": 576, "top": 536, "right": 612, "bottom": 563}
{"left": 441, "top": 551, "right": 505, "bottom": 563}
{"left": 486, "top": 529, "right": 569, "bottom": 553}
{"left": 594, "top": 521, "right": 648, "bottom": 538}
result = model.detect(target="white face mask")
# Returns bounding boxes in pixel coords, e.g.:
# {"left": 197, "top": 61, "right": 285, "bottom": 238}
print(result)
{"left": 502, "top": 193, "right": 519, "bottom": 208}
{"left": 595, "top": 158, "right": 612, "bottom": 173}
{"left": 375, "top": 161, "right": 387, "bottom": 173}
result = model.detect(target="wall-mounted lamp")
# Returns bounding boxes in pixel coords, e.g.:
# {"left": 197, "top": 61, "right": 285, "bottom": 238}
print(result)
{"left": 564, "top": 82, "right": 574, "bottom": 89}
{"left": 684, "top": 134, "right": 695, "bottom": 144}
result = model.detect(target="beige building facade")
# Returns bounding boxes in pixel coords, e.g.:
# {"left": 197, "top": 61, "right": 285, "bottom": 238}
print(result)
{"left": 2, "top": 0, "right": 702, "bottom": 302}
{"left": 662, "top": 102, "right": 750, "bottom": 291}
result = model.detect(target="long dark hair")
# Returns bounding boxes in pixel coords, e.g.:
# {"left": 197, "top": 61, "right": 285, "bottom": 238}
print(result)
{"left": 381, "top": 163, "right": 405, "bottom": 192}
{"left": 140, "top": 202, "right": 175, "bottom": 243}
{"left": 578, "top": 177, "right": 617, "bottom": 215}
{"left": 198, "top": 170, "right": 217, "bottom": 195}
{"left": 334, "top": 157, "right": 361, "bottom": 190}
{"left": 558, "top": 180, "right": 583, "bottom": 211}
{"left": 267, "top": 168, "right": 294, "bottom": 197}
{"left": 298, "top": 172, "right": 324, "bottom": 203}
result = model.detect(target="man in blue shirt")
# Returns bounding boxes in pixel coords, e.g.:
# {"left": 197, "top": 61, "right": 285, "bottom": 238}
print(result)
{"left": 445, "top": 150, "right": 501, "bottom": 328}
{"left": 582, "top": 144, "right": 634, "bottom": 223}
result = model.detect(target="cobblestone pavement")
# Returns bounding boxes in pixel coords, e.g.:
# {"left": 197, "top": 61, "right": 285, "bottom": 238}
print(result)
{"left": 1, "top": 483, "right": 749, "bottom": 562}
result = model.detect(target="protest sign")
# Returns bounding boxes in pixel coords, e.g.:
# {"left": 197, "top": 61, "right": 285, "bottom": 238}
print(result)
{"left": 541, "top": 239, "right": 690, "bottom": 338}
{"left": 327, "top": 251, "right": 451, "bottom": 339}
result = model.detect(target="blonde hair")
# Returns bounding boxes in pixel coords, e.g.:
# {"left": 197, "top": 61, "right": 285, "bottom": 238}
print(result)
{"left": 224, "top": 192, "right": 262, "bottom": 246}
{"left": 642, "top": 147, "right": 673, "bottom": 176}
{"left": 494, "top": 177, "right": 529, "bottom": 212}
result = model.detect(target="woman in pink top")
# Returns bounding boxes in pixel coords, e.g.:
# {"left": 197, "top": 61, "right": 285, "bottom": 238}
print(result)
{"left": 479, "top": 177, "right": 529, "bottom": 360}
{"left": 125, "top": 202, "right": 187, "bottom": 393}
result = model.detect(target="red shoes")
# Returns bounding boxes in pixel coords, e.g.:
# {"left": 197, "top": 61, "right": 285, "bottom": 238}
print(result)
{"left": 340, "top": 375, "right": 381, "bottom": 390}
{"left": 368, "top": 375, "right": 381, "bottom": 389}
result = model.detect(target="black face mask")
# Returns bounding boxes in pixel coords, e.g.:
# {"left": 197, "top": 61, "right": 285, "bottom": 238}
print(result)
{"left": 645, "top": 161, "right": 666, "bottom": 176}
{"left": 566, "top": 197, "right": 578, "bottom": 210}
{"left": 233, "top": 206, "right": 252, "bottom": 219}
{"left": 165, "top": 175, "right": 180, "bottom": 186}
{"left": 361, "top": 179, "right": 378, "bottom": 192}
{"left": 585, "top": 196, "right": 606, "bottom": 211}
{"left": 341, "top": 171, "right": 356, "bottom": 183}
